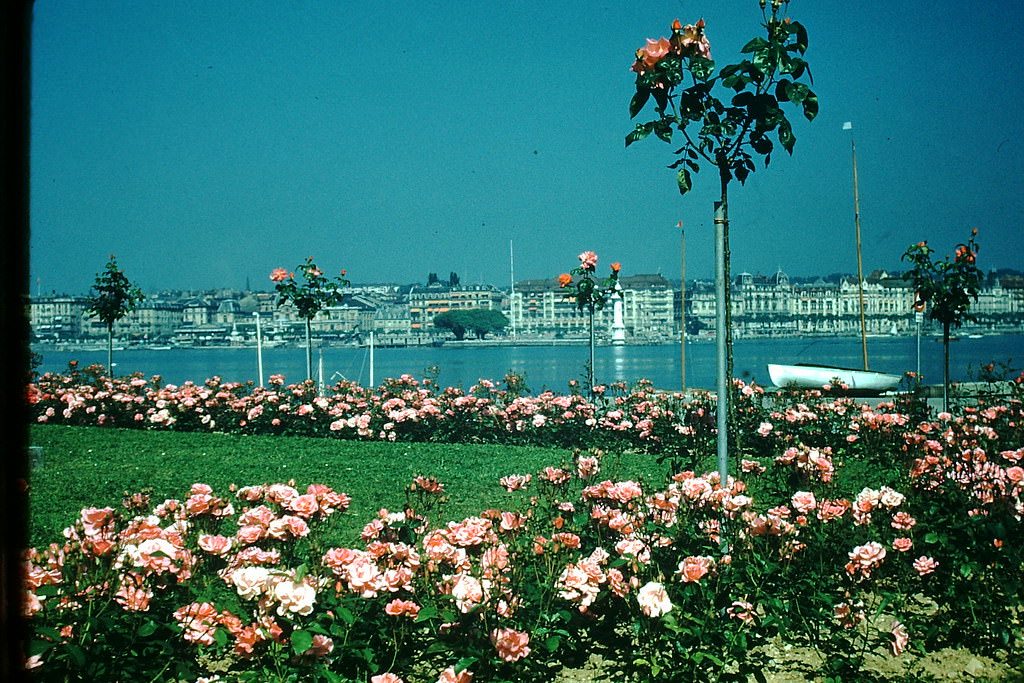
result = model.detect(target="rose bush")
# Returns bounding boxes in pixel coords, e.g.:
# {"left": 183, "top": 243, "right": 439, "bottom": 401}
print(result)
{"left": 24, "top": 377, "right": 1024, "bottom": 680}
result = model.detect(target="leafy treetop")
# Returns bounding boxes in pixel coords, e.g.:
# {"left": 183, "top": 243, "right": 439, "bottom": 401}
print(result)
{"left": 270, "top": 257, "right": 350, "bottom": 322}
{"left": 626, "top": 0, "right": 817, "bottom": 194}
{"left": 559, "top": 252, "right": 621, "bottom": 314}
{"left": 902, "top": 229, "right": 983, "bottom": 329}
{"left": 86, "top": 255, "right": 145, "bottom": 327}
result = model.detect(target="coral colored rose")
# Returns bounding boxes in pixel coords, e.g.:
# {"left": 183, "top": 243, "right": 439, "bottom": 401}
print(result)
{"left": 892, "top": 537, "right": 913, "bottom": 552}
{"left": 437, "top": 667, "right": 473, "bottom": 683}
{"left": 269, "top": 268, "right": 290, "bottom": 282}
{"left": 80, "top": 507, "right": 115, "bottom": 537}
{"left": 558, "top": 273, "right": 572, "bottom": 288}
{"left": 610, "top": 262, "right": 621, "bottom": 272}
{"left": 637, "top": 581, "right": 673, "bottom": 617}
{"left": 1006, "top": 466, "right": 1024, "bottom": 483}
{"left": 677, "top": 555, "right": 713, "bottom": 583}
{"left": 638, "top": 37, "right": 671, "bottom": 68}
{"left": 198, "top": 534, "right": 232, "bottom": 555}
{"left": 490, "top": 627, "right": 531, "bottom": 662}
{"left": 371, "top": 675, "right": 404, "bottom": 683}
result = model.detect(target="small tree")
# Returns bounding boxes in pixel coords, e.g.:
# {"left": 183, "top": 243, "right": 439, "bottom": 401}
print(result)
{"left": 626, "top": 1, "right": 816, "bottom": 482}
{"left": 902, "top": 229, "right": 983, "bottom": 411}
{"left": 434, "top": 309, "right": 509, "bottom": 340}
{"left": 270, "top": 257, "right": 350, "bottom": 382}
{"left": 558, "top": 252, "right": 621, "bottom": 391}
{"left": 85, "top": 255, "right": 144, "bottom": 374}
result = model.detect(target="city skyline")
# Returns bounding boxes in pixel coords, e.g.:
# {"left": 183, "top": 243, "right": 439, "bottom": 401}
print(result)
{"left": 29, "top": 2, "right": 1024, "bottom": 294}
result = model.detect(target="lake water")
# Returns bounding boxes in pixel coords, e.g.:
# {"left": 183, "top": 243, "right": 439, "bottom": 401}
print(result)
{"left": 31, "top": 334, "right": 1024, "bottom": 393}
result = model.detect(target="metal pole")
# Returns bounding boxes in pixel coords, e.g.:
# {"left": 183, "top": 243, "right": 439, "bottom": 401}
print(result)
{"left": 589, "top": 307, "right": 596, "bottom": 392}
{"left": 680, "top": 223, "right": 686, "bottom": 392}
{"left": 714, "top": 202, "right": 729, "bottom": 486}
{"left": 851, "top": 136, "right": 869, "bottom": 370}
{"left": 509, "top": 239, "right": 516, "bottom": 339}
{"left": 318, "top": 347, "right": 324, "bottom": 394}
{"left": 369, "top": 330, "right": 375, "bottom": 389}
{"left": 915, "top": 311, "right": 922, "bottom": 378}
{"left": 254, "top": 312, "right": 264, "bottom": 386}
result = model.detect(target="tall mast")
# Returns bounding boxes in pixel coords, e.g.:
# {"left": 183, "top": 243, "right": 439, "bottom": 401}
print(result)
{"left": 846, "top": 122, "right": 869, "bottom": 370}
{"left": 509, "top": 239, "right": 516, "bottom": 339}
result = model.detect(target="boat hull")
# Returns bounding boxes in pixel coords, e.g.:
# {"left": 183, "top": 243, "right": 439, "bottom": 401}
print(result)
{"left": 767, "top": 363, "right": 901, "bottom": 392}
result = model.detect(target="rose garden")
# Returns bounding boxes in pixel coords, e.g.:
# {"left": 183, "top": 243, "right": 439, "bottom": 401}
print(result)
{"left": 21, "top": 3, "right": 1023, "bottom": 681}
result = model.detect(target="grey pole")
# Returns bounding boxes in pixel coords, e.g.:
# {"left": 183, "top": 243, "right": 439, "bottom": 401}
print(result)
{"left": 254, "top": 312, "right": 264, "bottom": 386}
{"left": 369, "top": 330, "right": 375, "bottom": 389}
{"left": 714, "top": 201, "right": 729, "bottom": 486}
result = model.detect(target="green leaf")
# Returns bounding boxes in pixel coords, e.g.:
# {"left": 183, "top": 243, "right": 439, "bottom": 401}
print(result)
{"left": 415, "top": 604, "right": 439, "bottom": 623}
{"left": 65, "top": 643, "right": 87, "bottom": 668}
{"left": 629, "top": 90, "right": 650, "bottom": 119}
{"left": 802, "top": 92, "right": 819, "bottom": 121}
{"left": 778, "top": 119, "right": 795, "bottom": 153}
{"left": 654, "top": 121, "right": 673, "bottom": 143}
{"left": 924, "top": 531, "right": 940, "bottom": 544}
{"left": 959, "top": 563, "right": 974, "bottom": 578}
{"left": 291, "top": 629, "right": 314, "bottom": 654}
{"left": 785, "top": 81, "right": 810, "bottom": 104}
{"left": 214, "top": 627, "right": 229, "bottom": 647}
{"left": 625, "top": 123, "right": 653, "bottom": 148}
{"left": 677, "top": 167, "right": 693, "bottom": 195}
{"left": 136, "top": 620, "right": 159, "bottom": 637}
{"left": 335, "top": 605, "right": 355, "bottom": 625}
{"left": 741, "top": 37, "right": 770, "bottom": 53}
{"left": 688, "top": 57, "right": 715, "bottom": 81}
{"left": 455, "top": 656, "right": 479, "bottom": 674}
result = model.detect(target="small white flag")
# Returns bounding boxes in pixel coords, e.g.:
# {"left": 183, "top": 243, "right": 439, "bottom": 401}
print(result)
{"left": 842, "top": 122, "right": 853, "bottom": 130}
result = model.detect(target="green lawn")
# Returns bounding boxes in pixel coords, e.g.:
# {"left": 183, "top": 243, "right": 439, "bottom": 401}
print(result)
{"left": 26, "top": 425, "right": 667, "bottom": 549}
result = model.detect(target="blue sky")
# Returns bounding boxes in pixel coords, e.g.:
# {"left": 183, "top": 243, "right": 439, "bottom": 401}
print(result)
{"left": 29, "top": 1, "right": 1024, "bottom": 295}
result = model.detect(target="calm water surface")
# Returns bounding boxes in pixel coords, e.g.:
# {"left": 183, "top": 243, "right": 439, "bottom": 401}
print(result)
{"left": 33, "top": 335, "right": 1024, "bottom": 393}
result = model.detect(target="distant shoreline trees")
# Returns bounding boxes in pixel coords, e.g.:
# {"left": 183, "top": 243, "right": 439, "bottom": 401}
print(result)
{"left": 433, "top": 309, "right": 509, "bottom": 340}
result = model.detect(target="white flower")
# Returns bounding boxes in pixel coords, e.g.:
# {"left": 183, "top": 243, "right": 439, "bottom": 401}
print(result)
{"left": 636, "top": 581, "right": 673, "bottom": 617}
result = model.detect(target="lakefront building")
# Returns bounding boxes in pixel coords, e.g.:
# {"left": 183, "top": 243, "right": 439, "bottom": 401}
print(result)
{"left": 27, "top": 271, "right": 1024, "bottom": 346}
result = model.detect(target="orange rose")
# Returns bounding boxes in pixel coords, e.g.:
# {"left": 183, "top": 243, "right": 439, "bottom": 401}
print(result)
{"left": 558, "top": 273, "right": 572, "bottom": 288}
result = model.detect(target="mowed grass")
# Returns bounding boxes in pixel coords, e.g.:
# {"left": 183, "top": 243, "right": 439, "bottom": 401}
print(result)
{"left": 26, "top": 425, "right": 668, "bottom": 549}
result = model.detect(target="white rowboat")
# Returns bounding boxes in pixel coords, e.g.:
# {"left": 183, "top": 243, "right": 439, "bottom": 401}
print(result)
{"left": 767, "top": 363, "right": 901, "bottom": 392}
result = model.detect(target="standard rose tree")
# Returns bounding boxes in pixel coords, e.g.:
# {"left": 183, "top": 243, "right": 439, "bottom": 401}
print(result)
{"left": 269, "top": 256, "right": 350, "bottom": 382}
{"left": 626, "top": 0, "right": 817, "bottom": 481}
{"left": 902, "top": 229, "right": 983, "bottom": 411}
{"left": 558, "top": 252, "right": 621, "bottom": 391}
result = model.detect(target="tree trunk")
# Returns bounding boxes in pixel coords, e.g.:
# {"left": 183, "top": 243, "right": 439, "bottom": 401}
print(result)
{"left": 714, "top": 185, "right": 730, "bottom": 489}
{"left": 305, "top": 319, "right": 313, "bottom": 382}
{"left": 943, "top": 321, "right": 951, "bottom": 413}
{"left": 106, "top": 324, "right": 113, "bottom": 375}
{"left": 588, "top": 307, "right": 596, "bottom": 394}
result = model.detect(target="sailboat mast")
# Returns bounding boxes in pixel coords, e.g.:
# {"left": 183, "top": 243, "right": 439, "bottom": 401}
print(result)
{"left": 850, "top": 131, "right": 869, "bottom": 371}
{"left": 509, "top": 239, "right": 516, "bottom": 339}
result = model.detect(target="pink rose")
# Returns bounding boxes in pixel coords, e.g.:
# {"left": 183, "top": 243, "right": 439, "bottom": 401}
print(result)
{"left": 577, "top": 250, "right": 599, "bottom": 271}
{"left": 490, "top": 627, "right": 531, "bottom": 662}
{"left": 791, "top": 491, "right": 817, "bottom": 514}
{"left": 891, "top": 621, "right": 909, "bottom": 655}
{"left": 912, "top": 555, "right": 939, "bottom": 576}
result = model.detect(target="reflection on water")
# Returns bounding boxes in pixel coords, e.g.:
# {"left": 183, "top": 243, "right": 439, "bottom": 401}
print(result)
{"left": 33, "top": 334, "right": 1024, "bottom": 393}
